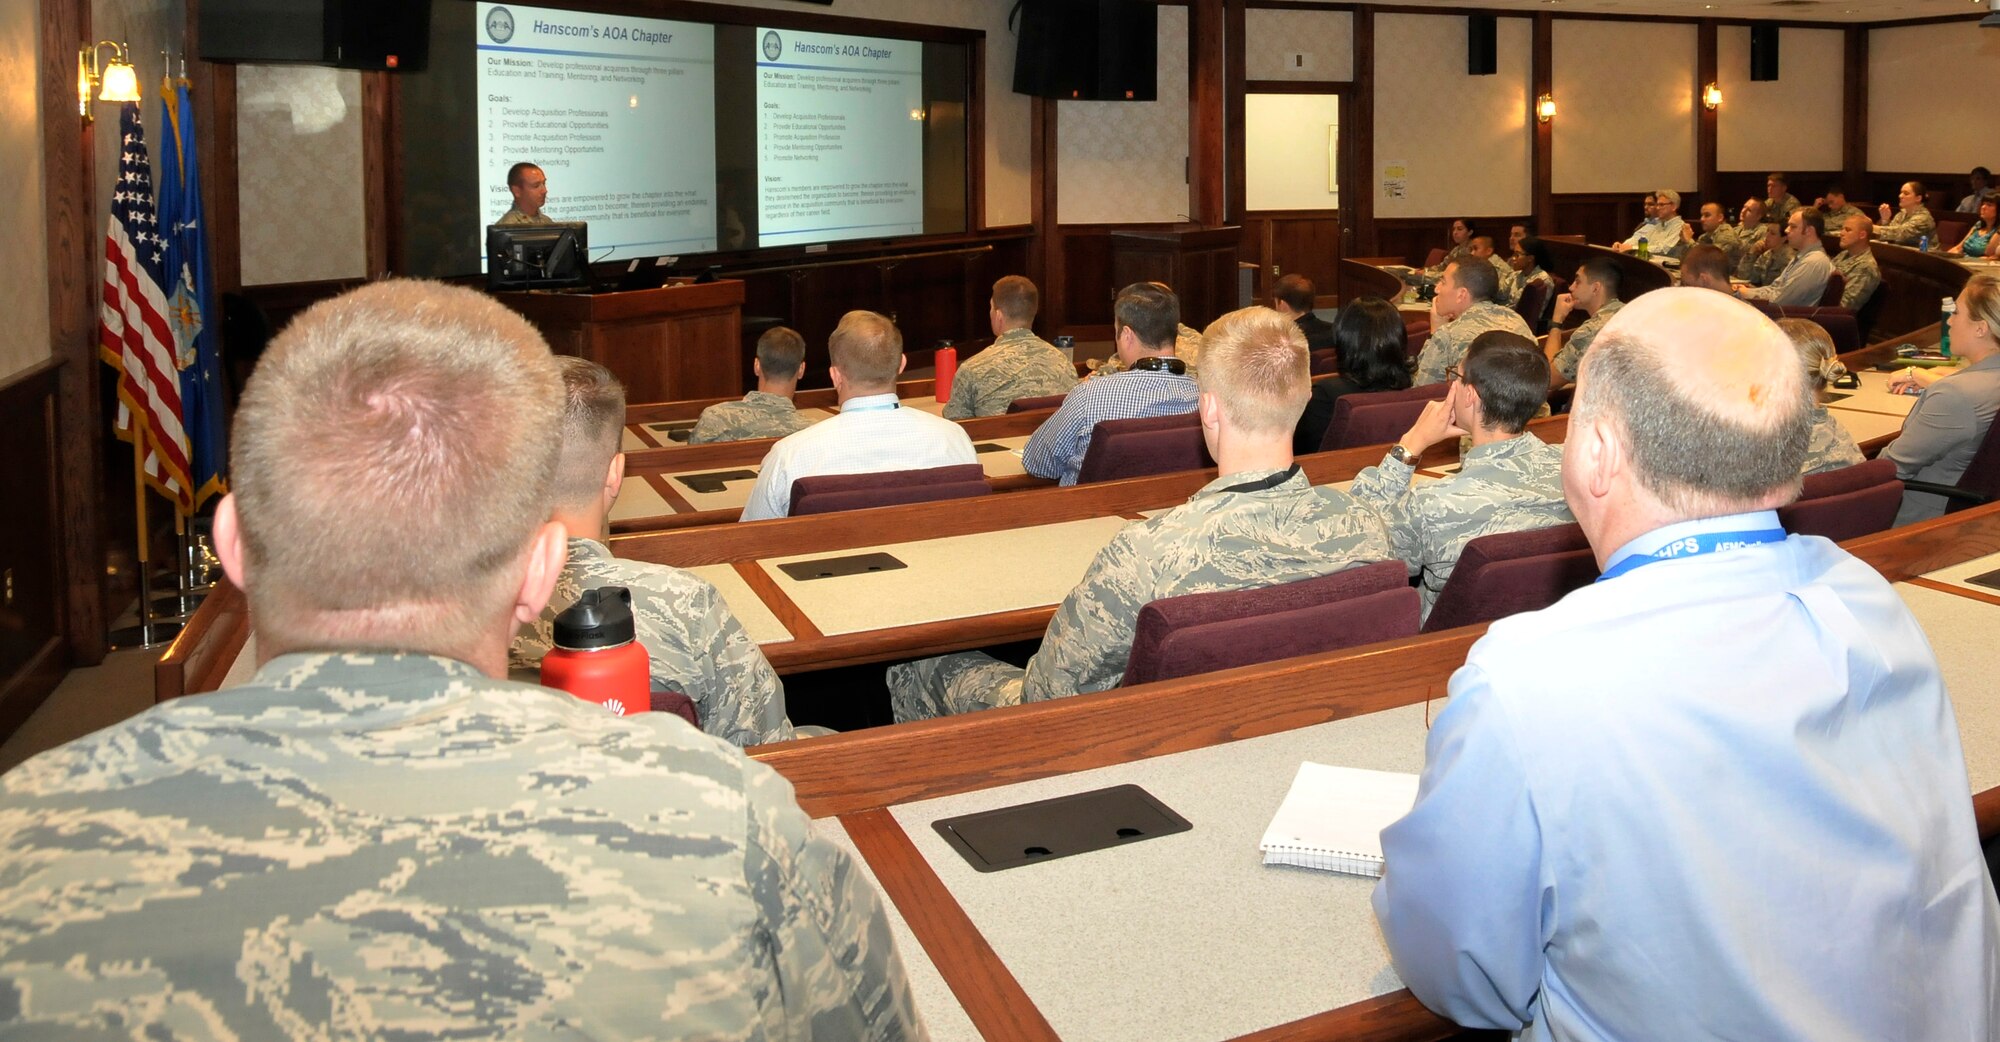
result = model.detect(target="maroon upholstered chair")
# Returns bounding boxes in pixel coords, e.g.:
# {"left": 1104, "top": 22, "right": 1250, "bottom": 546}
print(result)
{"left": 1318, "top": 383, "right": 1453, "bottom": 452}
{"left": 1402, "top": 312, "right": 1433, "bottom": 362}
{"left": 1007, "top": 393, "right": 1068, "bottom": 413}
{"left": 1817, "top": 271, "right": 1847, "bottom": 309}
{"left": 1421, "top": 522, "right": 1599, "bottom": 633}
{"left": 1074, "top": 411, "right": 1210, "bottom": 484}
{"left": 1901, "top": 409, "right": 2000, "bottom": 514}
{"left": 1309, "top": 348, "right": 1339, "bottom": 376}
{"left": 1515, "top": 279, "right": 1556, "bottom": 336}
{"left": 1120, "top": 560, "right": 1417, "bottom": 686}
{"left": 650, "top": 688, "right": 701, "bottom": 728}
{"left": 789, "top": 464, "right": 989, "bottom": 516}
{"left": 1936, "top": 216, "right": 1974, "bottom": 252}
{"left": 1778, "top": 458, "right": 1902, "bottom": 542}
{"left": 1424, "top": 247, "right": 1448, "bottom": 269}
{"left": 1744, "top": 300, "right": 1863, "bottom": 354}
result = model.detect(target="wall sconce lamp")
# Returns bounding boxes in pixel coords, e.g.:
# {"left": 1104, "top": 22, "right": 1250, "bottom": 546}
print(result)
{"left": 78, "top": 40, "right": 141, "bottom": 122}
{"left": 1702, "top": 83, "right": 1723, "bottom": 110}
{"left": 1536, "top": 94, "right": 1556, "bottom": 123}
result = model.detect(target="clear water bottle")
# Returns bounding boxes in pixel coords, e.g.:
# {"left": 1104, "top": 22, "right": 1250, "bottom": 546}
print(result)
{"left": 1919, "top": 234, "right": 1931, "bottom": 254}
{"left": 1635, "top": 238, "right": 1651, "bottom": 261}
{"left": 1940, "top": 296, "right": 1956, "bottom": 358}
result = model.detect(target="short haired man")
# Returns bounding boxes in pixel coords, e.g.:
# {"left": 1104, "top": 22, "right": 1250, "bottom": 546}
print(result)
{"left": 1084, "top": 281, "right": 1208, "bottom": 376}
{"left": 1023, "top": 283, "right": 1200, "bottom": 485}
{"left": 0, "top": 281, "right": 923, "bottom": 1038}
{"left": 1874, "top": 180, "right": 1938, "bottom": 246}
{"left": 1737, "top": 195, "right": 1768, "bottom": 233}
{"left": 1507, "top": 223, "right": 1530, "bottom": 257}
{"left": 1467, "top": 234, "right": 1520, "bottom": 301}
{"left": 1348, "top": 330, "right": 1572, "bottom": 619}
{"left": 741, "top": 310, "right": 977, "bottom": 519}
{"left": 944, "top": 275, "right": 1079, "bottom": 418}
{"left": 1960, "top": 166, "right": 1995, "bottom": 213}
{"left": 1677, "top": 242, "right": 1734, "bottom": 293}
{"left": 1374, "top": 287, "right": 2000, "bottom": 1041}
{"left": 689, "top": 325, "right": 815, "bottom": 443}
{"left": 1764, "top": 170, "right": 1800, "bottom": 226}
{"left": 888, "top": 306, "right": 1392, "bottom": 720}
{"left": 1680, "top": 201, "right": 1744, "bottom": 269}
{"left": 1545, "top": 256, "right": 1624, "bottom": 388}
{"left": 516, "top": 358, "right": 799, "bottom": 746}
{"left": 1272, "top": 272, "right": 1337, "bottom": 352}
{"left": 1830, "top": 213, "right": 1883, "bottom": 312}
{"left": 498, "top": 161, "right": 552, "bottom": 225}
{"left": 1415, "top": 260, "right": 1535, "bottom": 386}
{"left": 1614, "top": 190, "right": 1687, "bottom": 259}
{"left": 1816, "top": 185, "right": 1863, "bottom": 230}
{"left": 1735, "top": 218, "right": 1794, "bottom": 287}
{"left": 1738, "top": 207, "right": 1834, "bottom": 306}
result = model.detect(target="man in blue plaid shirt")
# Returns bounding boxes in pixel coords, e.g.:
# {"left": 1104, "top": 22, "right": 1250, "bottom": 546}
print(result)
{"left": 1021, "top": 282, "right": 1200, "bottom": 485}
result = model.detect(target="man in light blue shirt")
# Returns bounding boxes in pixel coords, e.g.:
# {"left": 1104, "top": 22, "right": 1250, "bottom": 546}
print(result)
{"left": 1374, "top": 287, "right": 2000, "bottom": 1041}
{"left": 1738, "top": 206, "right": 1834, "bottom": 307}
{"left": 1022, "top": 282, "right": 1198, "bottom": 485}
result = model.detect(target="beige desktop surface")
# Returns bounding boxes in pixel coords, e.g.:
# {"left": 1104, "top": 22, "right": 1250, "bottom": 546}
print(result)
{"left": 760, "top": 515, "right": 1135, "bottom": 636}
{"left": 973, "top": 435, "right": 1032, "bottom": 478}
{"left": 1825, "top": 370, "right": 1920, "bottom": 418}
{"left": 1830, "top": 407, "right": 1908, "bottom": 447}
{"left": 1898, "top": 582, "right": 2000, "bottom": 795}
{"left": 684, "top": 563, "right": 793, "bottom": 646}
{"left": 620, "top": 426, "right": 651, "bottom": 452}
{"left": 667, "top": 465, "right": 764, "bottom": 514}
{"left": 1921, "top": 551, "right": 2000, "bottom": 598}
{"left": 607, "top": 476, "right": 672, "bottom": 521}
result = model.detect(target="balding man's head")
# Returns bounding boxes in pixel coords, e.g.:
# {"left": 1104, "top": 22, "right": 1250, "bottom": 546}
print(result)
{"left": 1197, "top": 306, "right": 1311, "bottom": 437}
{"left": 1567, "top": 288, "right": 1811, "bottom": 523}
{"left": 828, "top": 311, "right": 904, "bottom": 392}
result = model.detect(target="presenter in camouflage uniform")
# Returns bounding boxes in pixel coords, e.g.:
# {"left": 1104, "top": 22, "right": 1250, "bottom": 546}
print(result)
{"left": 0, "top": 281, "right": 923, "bottom": 1040}
{"left": 690, "top": 325, "right": 816, "bottom": 443}
{"left": 944, "top": 275, "right": 1078, "bottom": 418}
{"left": 889, "top": 306, "right": 1392, "bottom": 721}
{"left": 1778, "top": 318, "right": 1866, "bottom": 476}
{"left": 1349, "top": 330, "right": 1573, "bottom": 619}
{"left": 1830, "top": 214, "right": 1884, "bottom": 312}
{"left": 1874, "top": 181, "right": 1938, "bottom": 247}
{"left": 1415, "top": 260, "right": 1535, "bottom": 386}
{"left": 516, "top": 357, "right": 800, "bottom": 746}
{"left": 1546, "top": 256, "right": 1626, "bottom": 387}
{"left": 497, "top": 160, "right": 554, "bottom": 225}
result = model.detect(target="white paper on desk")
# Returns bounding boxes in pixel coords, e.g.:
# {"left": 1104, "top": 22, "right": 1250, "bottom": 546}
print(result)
{"left": 1259, "top": 762, "right": 1420, "bottom": 877}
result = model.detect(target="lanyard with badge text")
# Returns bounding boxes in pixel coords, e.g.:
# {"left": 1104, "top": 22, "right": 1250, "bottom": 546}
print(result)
{"left": 1594, "top": 528, "right": 1788, "bottom": 582}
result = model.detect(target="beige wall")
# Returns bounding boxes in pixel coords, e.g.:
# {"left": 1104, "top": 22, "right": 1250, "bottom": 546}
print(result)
{"left": 1245, "top": 8, "right": 1353, "bottom": 82}
{"left": 1372, "top": 13, "right": 1531, "bottom": 220}
{"left": 1868, "top": 21, "right": 2000, "bottom": 174}
{"left": 1716, "top": 26, "right": 1843, "bottom": 174}
{"left": 1552, "top": 20, "right": 1696, "bottom": 194}
{"left": 0, "top": 0, "right": 50, "bottom": 382}
{"left": 92, "top": 0, "right": 180, "bottom": 280}
{"left": 1057, "top": 5, "right": 1189, "bottom": 225}
{"left": 237, "top": 66, "right": 367, "bottom": 286}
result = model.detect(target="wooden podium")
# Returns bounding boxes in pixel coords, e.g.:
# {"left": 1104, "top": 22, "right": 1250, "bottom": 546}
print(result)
{"left": 1109, "top": 225, "right": 1242, "bottom": 330}
{"left": 499, "top": 280, "right": 745, "bottom": 403}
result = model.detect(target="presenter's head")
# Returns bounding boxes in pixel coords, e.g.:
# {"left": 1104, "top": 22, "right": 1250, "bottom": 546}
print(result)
{"left": 548, "top": 357, "right": 628, "bottom": 542}
{"left": 508, "top": 162, "right": 548, "bottom": 218}
{"left": 989, "top": 276, "right": 1040, "bottom": 335}
{"left": 213, "top": 280, "right": 568, "bottom": 678}
{"left": 828, "top": 310, "right": 905, "bottom": 401}
{"left": 1563, "top": 288, "right": 1811, "bottom": 565}
{"left": 1195, "top": 306, "right": 1309, "bottom": 468}
{"left": 1112, "top": 282, "right": 1180, "bottom": 365}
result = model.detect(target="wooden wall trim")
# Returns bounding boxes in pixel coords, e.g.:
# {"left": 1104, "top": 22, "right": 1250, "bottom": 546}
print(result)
{"left": 1531, "top": 12, "right": 1553, "bottom": 232}
{"left": 1189, "top": 0, "right": 1227, "bottom": 226}
{"left": 1695, "top": 20, "right": 1718, "bottom": 211}
{"left": 1349, "top": 7, "right": 1376, "bottom": 257}
{"left": 1032, "top": 97, "right": 1061, "bottom": 330}
{"left": 362, "top": 72, "right": 391, "bottom": 278}
{"left": 1843, "top": 27, "right": 1868, "bottom": 192}
{"left": 1224, "top": 0, "right": 1246, "bottom": 226}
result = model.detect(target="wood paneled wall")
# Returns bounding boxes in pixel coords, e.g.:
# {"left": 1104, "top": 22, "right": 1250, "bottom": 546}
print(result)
{"left": 1239, "top": 211, "right": 1342, "bottom": 306}
{"left": 0, "top": 361, "right": 69, "bottom": 739}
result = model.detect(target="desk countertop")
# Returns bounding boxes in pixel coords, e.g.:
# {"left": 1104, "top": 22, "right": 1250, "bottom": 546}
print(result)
{"left": 610, "top": 436, "right": 1036, "bottom": 518}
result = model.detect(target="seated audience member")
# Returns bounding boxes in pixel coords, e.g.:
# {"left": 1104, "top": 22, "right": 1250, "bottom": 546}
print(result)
{"left": 1874, "top": 180, "right": 1939, "bottom": 246}
{"left": 1023, "top": 282, "right": 1200, "bottom": 485}
{"left": 1737, "top": 195, "right": 1769, "bottom": 237}
{"left": 1738, "top": 208, "right": 1834, "bottom": 307}
{"left": 1507, "top": 222, "right": 1530, "bottom": 258}
{"left": 1467, "top": 233, "right": 1518, "bottom": 297}
{"left": 1779, "top": 318, "right": 1866, "bottom": 475}
{"left": 1428, "top": 217, "right": 1477, "bottom": 273}
{"left": 1272, "top": 272, "right": 1337, "bottom": 352}
{"left": 1948, "top": 197, "right": 1999, "bottom": 259}
{"left": 1294, "top": 297, "right": 1414, "bottom": 454}
{"left": 1735, "top": 218, "right": 1794, "bottom": 288}
{"left": 1504, "top": 236, "right": 1557, "bottom": 310}
{"left": 1961, "top": 166, "right": 1996, "bottom": 213}
{"left": 1677, "top": 242, "right": 1734, "bottom": 293}
{"left": 689, "top": 325, "right": 815, "bottom": 444}
{"left": 0, "top": 281, "right": 922, "bottom": 1039}
{"left": 741, "top": 310, "right": 977, "bottom": 520}
{"left": 1681, "top": 201, "right": 1743, "bottom": 269}
{"left": 516, "top": 358, "right": 799, "bottom": 746}
{"left": 888, "top": 306, "right": 1392, "bottom": 720}
{"left": 944, "top": 274, "right": 1078, "bottom": 418}
{"left": 1086, "top": 282, "right": 1207, "bottom": 376}
{"left": 1374, "top": 286, "right": 2000, "bottom": 1041}
{"left": 1764, "top": 170, "right": 1801, "bottom": 225}
{"left": 1349, "top": 330, "right": 1572, "bottom": 619}
{"left": 1545, "top": 256, "right": 1625, "bottom": 389}
{"left": 1883, "top": 274, "right": 2000, "bottom": 524}
{"left": 1830, "top": 214, "right": 1884, "bottom": 312}
{"left": 1415, "top": 259, "right": 1534, "bottom": 386}
{"left": 1614, "top": 190, "right": 1687, "bottom": 259}
{"left": 1815, "top": 185, "right": 1863, "bottom": 231}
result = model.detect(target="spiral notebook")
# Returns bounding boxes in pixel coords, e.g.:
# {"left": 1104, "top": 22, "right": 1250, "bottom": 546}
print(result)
{"left": 1259, "top": 762, "right": 1421, "bottom": 877}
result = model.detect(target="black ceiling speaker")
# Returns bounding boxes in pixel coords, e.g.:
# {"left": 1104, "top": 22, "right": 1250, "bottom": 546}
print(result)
{"left": 1468, "top": 15, "right": 1497, "bottom": 77}
{"left": 1750, "top": 24, "right": 1779, "bottom": 82}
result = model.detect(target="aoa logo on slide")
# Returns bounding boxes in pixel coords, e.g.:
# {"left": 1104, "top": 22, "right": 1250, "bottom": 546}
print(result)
{"left": 762, "top": 30, "right": 783, "bottom": 61}
{"left": 485, "top": 6, "right": 516, "bottom": 44}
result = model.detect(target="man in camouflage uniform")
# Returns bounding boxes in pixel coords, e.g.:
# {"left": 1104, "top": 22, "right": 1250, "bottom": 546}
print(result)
{"left": 0, "top": 281, "right": 923, "bottom": 1040}
{"left": 1875, "top": 181, "right": 1938, "bottom": 247}
{"left": 1830, "top": 213, "right": 1884, "bottom": 313}
{"left": 890, "top": 306, "right": 1392, "bottom": 720}
{"left": 516, "top": 357, "right": 799, "bottom": 746}
{"left": 1735, "top": 220, "right": 1795, "bottom": 287}
{"left": 1817, "top": 186, "right": 1864, "bottom": 233}
{"left": 1682, "top": 201, "right": 1744, "bottom": 270}
{"left": 1547, "top": 256, "right": 1626, "bottom": 388}
{"left": 690, "top": 325, "right": 816, "bottom": 443}
{"left": 1468, "top": 234, "right": 1519, "bottom": 303}
{"left": 1765, "top": 172, "right": 1801, "bottom": 228}
{"left": 1350, "top": 330, "right": 1573, "bottom": 620}
{"left": 496, "top": 161, "right": 554, "bottom": 225}
{"left": 1415, "top": 259, "right": 1534, "bottom": 386}
{"left": 944, "top": 275, "right": 1078, "bottom": 418}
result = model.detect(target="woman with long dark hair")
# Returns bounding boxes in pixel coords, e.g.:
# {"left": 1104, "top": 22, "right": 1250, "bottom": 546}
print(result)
{"left": 1294, "top": 297, "right": 1413, "bottom": 454}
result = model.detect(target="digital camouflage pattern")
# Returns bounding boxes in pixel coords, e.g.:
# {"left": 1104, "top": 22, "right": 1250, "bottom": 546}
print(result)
{"left": 689, "top": 390, "right": 816, "bottom": 445}
{"left": 1765, "top": 192, "right": 1802, "bottom": 228}
{"left": 1802, "top": 404, "right": 1866, "bottom": 476}
{"left": 1086, "top": 323, "right": 1206, "bottom": 378}
{"left": 513, "top": 537, "right": 796, "bottom": 747}
{"left": 1414, "top": 301, "right": 1535, "bottom": 386}
{"left": 942, "top": 328, "right": 1078, "bottom": 419}
{"left": 1696, "top": 223, "right": 1746, "bottom": 270}
{"left": 0, "top": 651, "right": 924, "bottom": 1041}
{"left": 1551, "top": 298, "right": 1626, "bottom": 383}
{"left": 1821, "top": 204, "right": 1864, "bottom": 234}
{"left": 1832, "top": 248, "right": 1883, "bottom": 312}
{"left": 887, "top": 468, "right": 1393, "bottom": 720}
{"left": 495, "top": 207, "right": 553, "bottom": 226}
{"left": 1735, "top": 240, "right": 1795, "bottom": 287}
{"left": 1875, "top": 205, "right": 1937, "bottom": 247}
{"left": 1348, "top": 433, "right": 1574, "bottom": 619}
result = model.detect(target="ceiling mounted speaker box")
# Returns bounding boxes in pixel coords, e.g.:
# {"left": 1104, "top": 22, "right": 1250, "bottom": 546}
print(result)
{"left": 200, "top": 0, "right": 431, "bottom": 70}
{"left": 1468, "top": 14, "right": 1497, "bottom": 77}
{"left": 1750, "top": 24, "right": 1779, "bottom": 82}
{"left": 1012, "top": 0, "right": 1158, "bottom": 101}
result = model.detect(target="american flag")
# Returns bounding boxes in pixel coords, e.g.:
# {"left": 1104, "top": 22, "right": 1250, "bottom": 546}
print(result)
{"left": 98, "top": 101, "right": 192, "bottom": 513}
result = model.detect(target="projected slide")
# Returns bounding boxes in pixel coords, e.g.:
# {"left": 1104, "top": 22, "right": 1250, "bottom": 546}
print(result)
{"left": 755, "top": 27, "right": 924, "bottom": 248}
{"left": 475, "top": 2, "right": 717, "bottom": 259}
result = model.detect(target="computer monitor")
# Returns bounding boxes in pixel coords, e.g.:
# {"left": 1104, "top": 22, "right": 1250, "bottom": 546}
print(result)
{"left": 485, "top": 222, "right": 589, "bottom": 291}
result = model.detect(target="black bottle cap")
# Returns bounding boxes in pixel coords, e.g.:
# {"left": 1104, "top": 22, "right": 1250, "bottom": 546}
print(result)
{"left": 552, "top": 586, "right": 637, "bottom": 650}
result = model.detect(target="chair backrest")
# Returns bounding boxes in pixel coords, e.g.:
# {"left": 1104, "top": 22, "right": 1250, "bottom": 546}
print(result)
{"left": 1422, "top": 522, "right": 1599, "bottom": 633}
{"left": 1515, "top": 279, "right": 1555, "bottom": 335}
{"left": 789, "top": 464, "right": 989, "bottom": 516}
{"left": 1937, "top": 217, "right": 1974, "bottom": 251}
{"left": 1817, "top": 271, "right": 1846, "bottom": 308}
{"left": 1778, "top": 458, "right": 1902, "bottom": 541}
{"left": 1319, "top": 383, "right": 1452, "bottom": 452}
{"left": 1007, "top": 393, "right": 1068, "bottom": 414}
{"left": 1423, "top": 247, "right": 1447, "bottom": 269}
{"left": 1121, "top": 560, "right": 1417, "bottom": 686}
{"left": 1075, "top": 411, "right": 1209, "bottom": 484}
{"left": 1941, "top": 407, "right": 2000, "bottom": 512}
{"left": 1402, "top": 313, "right": 1432, "bottom": 362}
{"left": 1309, "top": 348, "right": 1339, "bottom": 376}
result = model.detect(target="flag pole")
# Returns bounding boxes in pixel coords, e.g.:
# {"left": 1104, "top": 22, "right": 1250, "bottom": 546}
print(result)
{"left": 131, "top": 429, "right": 155, "bottom": 647}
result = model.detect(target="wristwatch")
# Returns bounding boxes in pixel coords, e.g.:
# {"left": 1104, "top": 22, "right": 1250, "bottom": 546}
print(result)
{"left": 1389, "top": 444, "right": 1421, "bottom": 467}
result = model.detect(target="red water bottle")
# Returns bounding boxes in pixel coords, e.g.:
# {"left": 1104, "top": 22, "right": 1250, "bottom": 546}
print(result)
{"left": 540, "top": 586, "right": 650, "bottom": 716}
{"left": 934, "top": 342, "right": 958, "bottom": 404}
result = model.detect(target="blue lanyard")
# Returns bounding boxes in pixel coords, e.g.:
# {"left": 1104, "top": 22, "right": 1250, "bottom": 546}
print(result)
{"left": 1595, "top": 528, "right": 1788, "bottom": 582}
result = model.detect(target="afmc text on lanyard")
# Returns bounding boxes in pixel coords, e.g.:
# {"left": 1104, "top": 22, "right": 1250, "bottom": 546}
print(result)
{"left": 1595, "top": 529, "right": 1787, "bottom": 583}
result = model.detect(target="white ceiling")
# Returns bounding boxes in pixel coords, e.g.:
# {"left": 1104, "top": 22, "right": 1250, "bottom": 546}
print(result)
{"left": 1262, "top": 0, "right": 1995, "bottom": 25}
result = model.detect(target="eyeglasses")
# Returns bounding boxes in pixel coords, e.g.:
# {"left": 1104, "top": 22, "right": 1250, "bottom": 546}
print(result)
{"left": 1444, "top": 365, "right": 1463, "bottom": 383}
